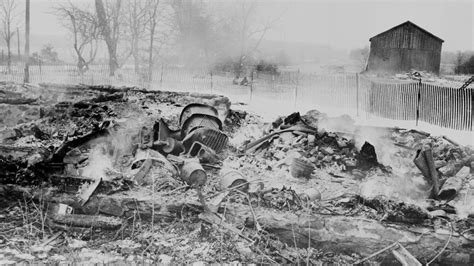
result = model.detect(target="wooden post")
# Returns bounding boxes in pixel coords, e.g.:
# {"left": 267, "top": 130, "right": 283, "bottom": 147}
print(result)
{"left": 16, "top": 27, "right": 20, "bottom": 58}
{"left": 356, "top": 73, "right": 360, "bottom": 116}
{"left": 249, "top": 71, "right": 254, "bottom": 104}
{"left": 160, "top": 63, "right": 164, "bottom": 87}
{"left": 23, "top": 0, "right": 30, "bottom": 84}
{"left": 469, "top": 89, "right": 474, "bottom": 132}
{"left": 293, "top": 69, "right": 300, "bottom": 108}
{"left": 415, "top": 79, "right": 421, "bottom": 126}
{"left": 210, "top": 71, "right": 213, "bottom": 93}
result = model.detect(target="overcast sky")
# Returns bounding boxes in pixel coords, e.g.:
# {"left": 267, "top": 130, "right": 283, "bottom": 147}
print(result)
{"left": 27, "top": 0, "right": 474, "bottom": 52}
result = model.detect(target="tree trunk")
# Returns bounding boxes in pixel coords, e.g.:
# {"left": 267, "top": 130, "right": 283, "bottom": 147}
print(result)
{"left": 74, "top": 45, "right": 88, "bottom": 74}
{"left": 95, "top": 0, "right": 119, "bottom": 77}
{"left": 106, "top": 41, "right": 119, "bottom": 77}
{"left": 16, "top": 27, "right": 20, "bottom": 58}
{"left": 148, "top": 29, "right": 154, "bottom": 83}
{"left": 6, "top": 38, "right": 11, "bottom": 73}
{"left": 132, "top": 1, "right": 139, "bottom": 75}
{"left": 133, "top": 37, "right": 139, "bottom": 74}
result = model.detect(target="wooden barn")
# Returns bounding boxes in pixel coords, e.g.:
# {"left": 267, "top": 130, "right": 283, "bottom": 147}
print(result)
{"left": 367, "top": 21, "right": 444, "bottom": 74}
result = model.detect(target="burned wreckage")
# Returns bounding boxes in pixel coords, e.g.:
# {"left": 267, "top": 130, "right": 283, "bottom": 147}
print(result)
{"left": 1, "top": 83, "right": 474, "bottom": 264}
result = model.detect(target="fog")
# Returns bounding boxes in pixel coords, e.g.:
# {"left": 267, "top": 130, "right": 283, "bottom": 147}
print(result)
{"left": 3, "top": 0, "right": 471, "bottom": 70}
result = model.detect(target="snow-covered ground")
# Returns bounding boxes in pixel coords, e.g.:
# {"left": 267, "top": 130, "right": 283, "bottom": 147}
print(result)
{"left": 231, "top": 93, "right": 474, "bottom": 147}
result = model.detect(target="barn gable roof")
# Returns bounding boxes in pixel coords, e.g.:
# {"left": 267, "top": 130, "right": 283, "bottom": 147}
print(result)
{"left": 369, "top": 21, "right": 444, "bottom": 43}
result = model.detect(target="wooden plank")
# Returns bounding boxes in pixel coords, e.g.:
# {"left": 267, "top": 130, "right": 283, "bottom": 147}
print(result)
{"left": 455, "top": 88, "right": 460, "bottom": 130}
{"left": 411, "top": 83, "right": 416, "bottom": 121}
{"left": 435, "top": 86, "right": 440, "bottom": 127}
{"left": 449, "top": 87, "right": 454, "bottom": 129}
{"left": 440, "top": 86, "right": 446, "bottom": 128}
{"left": 419, "top": 83, "right": 425, "bottom": 124}
{"left": 432, "top": 85, "right": 436, "bottom": 126}
{"left": 52, "top": 213, "right": 123, "bottom": 229}
{"left": 407, "top": 84, "right": 412, "bottom": 120}
{"left": 394, "top": 84, "right": 398, "bottom": 120}
{"left": 391, "top": 244, "right": 422, "bottom": 266}
{"left": 401, "top": 84, "right": 405, "bottom": 120}
{"left": 452, "top": 87, "right": 457, "bottom": 130}
{"left": 394, "top": 83, "right": 398, "bottom": 119}
{"left": 462, "top": 88, "right": 466, "bottom": 130}
{"left": 469, "top": 89, "right": 473, "bottom": 130}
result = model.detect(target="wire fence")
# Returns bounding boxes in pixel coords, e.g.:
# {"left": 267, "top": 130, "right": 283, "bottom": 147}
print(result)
{"left": 0, "top": 64, "right": 472, "bottom": 132}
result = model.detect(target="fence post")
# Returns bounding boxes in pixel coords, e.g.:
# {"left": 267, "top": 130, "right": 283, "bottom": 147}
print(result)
{"left": 210, "top": 71, "right": 213, "bottom": 93}
{"left": 471, "top": 89, "right": 473, "bottom": 131}
{"left": 293, "top": 69, "right": 299, "bottom": 108}
{"left": 356, "top": 73, "right": 359, "bottom": 116}
{"left": 160, "top": 63, "right": 164, "bottom": 88}
{"left": 249, "top": 71, "right": 254, "bottom": 104}
{"left": 415, "top": 78, "right": 422, "bottom": 126}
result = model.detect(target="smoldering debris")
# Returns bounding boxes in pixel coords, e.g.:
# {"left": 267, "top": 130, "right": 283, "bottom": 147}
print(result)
{"left": 1, "top": 82, "right": 474, "bottom": 264}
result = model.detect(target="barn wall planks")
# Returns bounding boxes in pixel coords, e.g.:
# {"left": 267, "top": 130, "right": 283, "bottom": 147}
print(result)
{"left": 367, "top": 22, "right": 443, "bottom": 74}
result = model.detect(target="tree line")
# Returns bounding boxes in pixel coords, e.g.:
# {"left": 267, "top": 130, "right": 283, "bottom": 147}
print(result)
{"left": 52, "top": 0, "right": 278, "bottom": 80}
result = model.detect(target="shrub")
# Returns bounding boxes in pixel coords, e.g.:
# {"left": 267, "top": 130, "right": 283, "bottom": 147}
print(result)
{"left": 254, "top": 60, "right": 279, "bottom": 75}
{"left": 456, "top": 55, "right": 474, "bottom": 74}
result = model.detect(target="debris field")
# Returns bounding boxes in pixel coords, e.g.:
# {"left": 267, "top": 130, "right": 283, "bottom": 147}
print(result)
{"left": 0, "top": 81, "right": 473, "bottom": 264}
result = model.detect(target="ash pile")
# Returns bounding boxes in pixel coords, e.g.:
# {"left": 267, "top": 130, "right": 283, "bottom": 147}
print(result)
{"left": 1, "top": 82, "right": 474, "bottom": 264}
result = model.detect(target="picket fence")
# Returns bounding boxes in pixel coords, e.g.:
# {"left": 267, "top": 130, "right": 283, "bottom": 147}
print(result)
{"left": 0, "top": 64, "right": 472, "bottom": 131}
{"left": 367, "top": 81, "right": 472, "bottom": 131}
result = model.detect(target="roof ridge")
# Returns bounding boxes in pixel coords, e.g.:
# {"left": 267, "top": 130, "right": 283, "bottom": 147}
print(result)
{"left": 369, "top": 21, "right": 444, "bottom": 42}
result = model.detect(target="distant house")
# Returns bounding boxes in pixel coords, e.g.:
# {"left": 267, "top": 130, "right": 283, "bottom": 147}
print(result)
{"left": 367, "top": 21, "right": 444, "bottom": 74}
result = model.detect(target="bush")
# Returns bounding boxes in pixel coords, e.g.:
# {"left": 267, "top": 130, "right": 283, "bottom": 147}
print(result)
{"left": 254, "top": 60, "right": 279, "bottom": 75}
{"left": 456, "top": 55, "right": 474, "bottom": 74}
{"left": 212, "top": 58, "right": 280, "bottom": 76}
{"left": 212, "top": 57, "right": 241, "bottom": 74}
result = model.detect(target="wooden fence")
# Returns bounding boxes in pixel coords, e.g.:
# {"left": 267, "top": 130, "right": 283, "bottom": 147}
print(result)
{"left": 367, "top": 81, "right": 473, "bottom": 131}
{"left": 0, "top": 64, "right": 472, "bottom": 131}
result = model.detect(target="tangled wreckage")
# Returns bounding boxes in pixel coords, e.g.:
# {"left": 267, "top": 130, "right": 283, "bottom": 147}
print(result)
{"left": 1, "top": 82, "right": 473, "bottom": 264}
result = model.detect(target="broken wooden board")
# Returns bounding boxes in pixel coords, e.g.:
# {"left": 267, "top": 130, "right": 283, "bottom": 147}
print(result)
{"left": 223, "top": 205, "right": 474, "bottom": 265}
{"left": 79, "top": 178, "right": 101, "bottom": 205}
{"left": 391, "top": 243, "right": 422, "bottom": 266}
{"left": 51, "top": 213, "right": 122, "bottom": 230}
{"left": 438, "top": 166, "right": 471, "bottom": 200}
{"left": 6, "top": 185, "right": 473, "bottom": 264}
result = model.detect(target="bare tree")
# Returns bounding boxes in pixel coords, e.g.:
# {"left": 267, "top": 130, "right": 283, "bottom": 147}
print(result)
{"left": 0, "top": 0, "right": 19, "bottom": 72}
{"left": 349, "top": 46, "right": 370, "bottom": 72}
{"left": 95, "top": 0, "right": 124, "bottom": 76}
{"left": 145, "top": 0, "right": 160, "bottom": 82}
{"left": 145, "top": 0, "right": 174, "bottom": 82}
{"left": 55, "top": 1, "right": 100, "bottom": 73}
{"left": 124, "top": 0, "right": 148, "bottom": 74}
{"left": 454, "top": 51, "right": 465, "bottom": 74}
{"left": 170, "top": 0, "right": 214, "bottom": 67}
{"left": 230, "top": 0, "right": 279, "bottom": 77}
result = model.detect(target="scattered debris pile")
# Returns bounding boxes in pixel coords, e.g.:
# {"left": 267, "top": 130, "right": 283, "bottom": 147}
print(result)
{"left": 0, "top": 82, "right": 473, "bottom": 264}
{"left": 240, "top": 111, "right": 385, "bottom": 180}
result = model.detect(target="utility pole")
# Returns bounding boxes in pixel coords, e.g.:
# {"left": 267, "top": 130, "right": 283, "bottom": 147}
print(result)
{"left": 17, "top": 27, "right": 20, "bottom": 58}
{"left": 23, "top": 0, "right": 30, "bottom": 83}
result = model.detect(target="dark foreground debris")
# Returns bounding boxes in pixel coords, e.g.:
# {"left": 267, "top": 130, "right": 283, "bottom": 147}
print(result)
{"left": 0, "top": 82, "right": 473, "bottom": 264}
